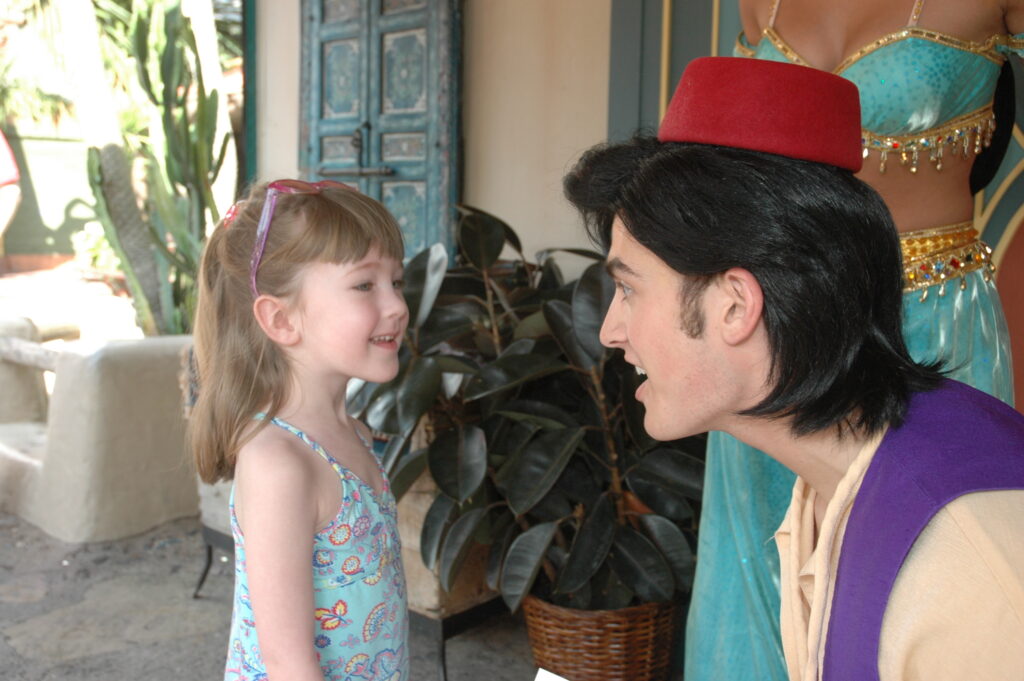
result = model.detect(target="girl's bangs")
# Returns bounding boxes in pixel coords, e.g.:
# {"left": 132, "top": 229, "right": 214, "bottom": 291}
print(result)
{"left": 292, "top": 189, "right": 404, "bottom": 265}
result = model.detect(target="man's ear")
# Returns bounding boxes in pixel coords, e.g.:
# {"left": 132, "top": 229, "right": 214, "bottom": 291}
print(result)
{"left": 253, "top": 295, "right": 301, "bottom": 346}
{"left": 717, "top": 268, "right": 763, "bottom": 346}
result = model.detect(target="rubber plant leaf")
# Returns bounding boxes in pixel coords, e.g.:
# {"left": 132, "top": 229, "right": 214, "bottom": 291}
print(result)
{"left": 439, "top": 508, "right": 488, "bottom": 592}
{"left": 486, "top": 513, "right": 517, "bottom": 591}
{"left": 588, "top": 563, "right": 635, "bottom": 610}
{"left": 458, "top": 207, "right": 506, "bottom": 271}
{"left": 500, "top": 427, "right": 584, "bottom": 515}
{"left": 629, "top": 447, "right": 705, "bottom": 500}
{"left": 554, "top": 492, "right": 617, "bottom": 594}
{"left": 403, "top": 243, "right": 449, "bottom": 330}
{"left": 388, "top": 447, "right": 427, "bottom": 502}
{"left": 625, "top": 467, "right": 694, "bottom": 522}
{"left": 463, "top": 353, "right": 569, "bottom": 401}
{"left": 495, "top": 399, "right": 578, "bottom": 430}
{"left": 607, "top": 525, "right": 675, "bottom": 603}
{"left": 571, "top": 262, "right": 614, "bottom": 362}
{"left": 396, "top": 356, "right": 442, "bottom": 434}
{"left": 639, "top": 514, "right": 697, "bottom": 591}
{"left": 364, "top": 382, "right": 400, "bottom": 434}
{"left": 428, "top": 424, "right": 488, "bottom": 503}
{"left": 420, "top": 493, "right": 457, "bottom": 571}
{"left": 417, "top": 306, "right": 476, "bottom": 353}
{"left": 457, "top": 204, "right": 523, "bottom": 258}
{"left": 500, "top": 521, "right": 559, "bottom": 613}
{"left": 542, "top": 299, "right": 594, "bottom": 371}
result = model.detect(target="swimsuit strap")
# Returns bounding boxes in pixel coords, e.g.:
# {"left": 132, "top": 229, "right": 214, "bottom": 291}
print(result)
{"left": 254, "top": 412, "right": 372, "bottom": 465}
{"left": 767, "top": 0, "right": 782, "bottom": 29}
{"left": 908, "top": 0, "right": 926, "bottom": 27}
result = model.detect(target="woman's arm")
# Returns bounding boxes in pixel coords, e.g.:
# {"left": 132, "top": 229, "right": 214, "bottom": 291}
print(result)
{"left": 738, "top": 0, "right": 768, "bottom": 43}
{"left": 1006, "top": 0, "right": 1024, "bottom": 35}
{"left": 235, "top": 436, "right": 325, "bottom": 681}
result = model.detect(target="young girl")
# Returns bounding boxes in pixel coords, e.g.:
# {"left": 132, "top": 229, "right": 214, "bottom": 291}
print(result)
{"left": 190, "top": 179, "right": 410, "bottom": 681}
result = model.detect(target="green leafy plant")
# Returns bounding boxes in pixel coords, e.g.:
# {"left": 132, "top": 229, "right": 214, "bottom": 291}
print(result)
{"left": 353, "top": 206, "right": 705, "bottom": 613}
{"left": 87, "top": 0, "right": 230, "bottom": 335}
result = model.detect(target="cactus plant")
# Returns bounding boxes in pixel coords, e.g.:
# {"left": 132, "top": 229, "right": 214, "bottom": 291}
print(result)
{"left": 87, "top": 0, "right": 231, "bottom": 335}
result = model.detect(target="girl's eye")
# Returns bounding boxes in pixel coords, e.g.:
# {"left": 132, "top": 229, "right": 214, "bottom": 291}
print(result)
{"left": 392, "top": 279, "right": 405, "bottom": 290}
{"left": 355, "top": 282, "right": 373, "bottom": 292}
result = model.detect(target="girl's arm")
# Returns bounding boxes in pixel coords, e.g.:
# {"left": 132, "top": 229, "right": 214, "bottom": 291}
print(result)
{"left": 235, "top": 436, "right": 325, "bottom": 681}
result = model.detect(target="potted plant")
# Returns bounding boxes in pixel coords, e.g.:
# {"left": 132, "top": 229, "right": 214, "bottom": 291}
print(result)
{"left": 354, "top": 206, "right": 705, "bottom": 680}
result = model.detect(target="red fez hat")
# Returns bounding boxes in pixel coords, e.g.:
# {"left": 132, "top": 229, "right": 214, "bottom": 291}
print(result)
{"left": 658, "top": 57, "right": 863, "bottom": 172}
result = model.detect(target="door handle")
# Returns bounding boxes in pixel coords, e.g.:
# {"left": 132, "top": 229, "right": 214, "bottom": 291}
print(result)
{"left": 326, "top": 122, "right": 394, "bottom": 176}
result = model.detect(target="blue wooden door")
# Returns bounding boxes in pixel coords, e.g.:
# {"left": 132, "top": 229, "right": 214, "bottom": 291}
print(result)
{"left": 300, "top": 0, "right": 461, "bottom": 255}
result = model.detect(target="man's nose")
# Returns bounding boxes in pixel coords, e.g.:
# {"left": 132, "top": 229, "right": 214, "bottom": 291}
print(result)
{"left": 599, "top": 298, "right": 624, "bottom": 349}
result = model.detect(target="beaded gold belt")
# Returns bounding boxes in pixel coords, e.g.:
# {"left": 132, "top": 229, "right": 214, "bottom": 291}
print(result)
{"left": 901, "top": 221, "right": 995, "bottom": 300}
{"left": 863, "top": 106, "right": 995, "bottom": 174}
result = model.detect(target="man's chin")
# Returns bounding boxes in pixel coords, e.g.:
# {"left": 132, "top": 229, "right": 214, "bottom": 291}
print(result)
{"left": 643, "top": 415, "right": 695, "bottom": 442}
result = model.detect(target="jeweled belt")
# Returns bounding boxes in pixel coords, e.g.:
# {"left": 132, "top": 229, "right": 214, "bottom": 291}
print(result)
{"left": 863, "top": 106, "right": 995, "bottom": 174}
{"left": 901, "top": 221, "right": 995, "bottom": 300}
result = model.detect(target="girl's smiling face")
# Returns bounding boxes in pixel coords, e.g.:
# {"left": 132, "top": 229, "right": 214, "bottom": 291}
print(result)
{"left": 291, "top": 247, "right": 409, "bottom": 385}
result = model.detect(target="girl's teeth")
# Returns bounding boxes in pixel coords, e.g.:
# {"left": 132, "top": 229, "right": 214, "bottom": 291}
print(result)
{"left": 635, "top": 366, "right": 646, "bottom": 376}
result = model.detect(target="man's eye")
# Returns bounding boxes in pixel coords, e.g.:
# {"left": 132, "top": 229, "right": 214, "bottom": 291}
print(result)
{"left": 393, "top": 279, "right": 405, "bottom": 290}
{"left": 617, "top": 281, "right": 633, "bottom": 297}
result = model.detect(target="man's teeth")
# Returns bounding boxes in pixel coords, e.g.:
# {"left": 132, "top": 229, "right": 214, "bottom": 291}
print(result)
{"left": 635, "top": 366, "right": 646, "bottom": 376}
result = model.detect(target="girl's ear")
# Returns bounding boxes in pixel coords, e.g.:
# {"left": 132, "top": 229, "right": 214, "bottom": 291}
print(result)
{"left": 253, "top": 295, "right": 301, "bottom": 346}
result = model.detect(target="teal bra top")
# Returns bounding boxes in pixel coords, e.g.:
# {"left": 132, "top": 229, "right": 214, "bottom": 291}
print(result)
{"left": 735, "top": 0, "right": 1024, "bottom": 172}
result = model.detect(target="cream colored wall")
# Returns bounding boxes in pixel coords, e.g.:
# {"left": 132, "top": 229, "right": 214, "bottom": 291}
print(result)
{"left": 463, "top": 0, "right": 612, "bottom": 266}
{"left": 256, "top": 2, "right": 301, "bottom": 181}
{"left": 257, "top": 0, "right": 611, "bottom": 264}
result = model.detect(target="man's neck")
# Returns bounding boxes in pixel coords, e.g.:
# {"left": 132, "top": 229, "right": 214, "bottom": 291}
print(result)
{"left": 726, "top": 416, "right": 880, "bottom": 515}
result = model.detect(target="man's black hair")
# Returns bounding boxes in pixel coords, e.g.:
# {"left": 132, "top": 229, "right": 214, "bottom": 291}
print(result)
{"left": 564, "top": 135, "right": 944, "bottom": 436}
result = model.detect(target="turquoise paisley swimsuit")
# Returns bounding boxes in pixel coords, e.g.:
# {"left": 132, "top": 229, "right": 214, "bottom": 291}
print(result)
{"left": 224, "top": 417, "right": 408, "bottom": 681}
{"left": 685, "top": 2, "right": 1022, "bottom": 680}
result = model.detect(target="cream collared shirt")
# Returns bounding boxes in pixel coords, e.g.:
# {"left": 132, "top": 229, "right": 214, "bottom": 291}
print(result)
{"left": 775, "top": 434, "right": 1024, "bottom": 681}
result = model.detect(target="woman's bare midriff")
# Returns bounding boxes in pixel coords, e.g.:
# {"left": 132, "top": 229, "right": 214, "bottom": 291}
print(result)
{"left": 735, "top": 0, "right": 1024, "bottom": 234}
{"left": 856, "top": 153, "right": 976, "bottom": 233}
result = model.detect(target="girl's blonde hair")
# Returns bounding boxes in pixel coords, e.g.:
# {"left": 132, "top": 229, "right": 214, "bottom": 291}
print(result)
{"left": 190, "top": 181, "right": 404, "bottom": 483}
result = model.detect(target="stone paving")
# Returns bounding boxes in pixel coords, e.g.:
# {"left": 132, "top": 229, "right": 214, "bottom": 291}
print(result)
{"left": 0, "top": 512, "right": 536, "bottom": 681}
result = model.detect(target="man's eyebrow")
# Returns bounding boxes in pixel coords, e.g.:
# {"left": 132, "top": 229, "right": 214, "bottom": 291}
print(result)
{"left": 605, "top": 257, "right": 640, "bottom": 279}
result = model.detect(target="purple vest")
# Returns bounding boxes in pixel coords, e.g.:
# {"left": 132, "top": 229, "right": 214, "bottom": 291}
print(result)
{"left": 822, "top": 380, "right": 1024, "bottom": 680}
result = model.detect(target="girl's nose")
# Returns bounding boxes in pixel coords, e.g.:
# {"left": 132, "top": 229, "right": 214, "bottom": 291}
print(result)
{"left": 387, "top": 285, "right": 409, "bottom": 319}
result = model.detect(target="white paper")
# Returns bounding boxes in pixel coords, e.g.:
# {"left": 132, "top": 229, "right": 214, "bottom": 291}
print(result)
{"left": 534, "top": 670, "right": 569, "bottom": 681}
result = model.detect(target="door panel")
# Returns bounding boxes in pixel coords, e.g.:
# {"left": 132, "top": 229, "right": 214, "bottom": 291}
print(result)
{"left": 302, "top": 0, "right": 460, "bottom": 255}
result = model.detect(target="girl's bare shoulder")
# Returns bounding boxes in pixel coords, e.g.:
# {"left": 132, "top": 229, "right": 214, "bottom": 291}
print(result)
{"left": 235, "top": 424, "right": 319, "bottom": 491}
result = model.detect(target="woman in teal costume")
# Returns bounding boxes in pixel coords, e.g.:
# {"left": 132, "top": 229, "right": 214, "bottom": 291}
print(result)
{"left": 685, "top": 1, "right": 1024, "bottom": 679}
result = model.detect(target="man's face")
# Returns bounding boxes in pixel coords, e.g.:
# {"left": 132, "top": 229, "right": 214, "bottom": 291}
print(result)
{"left": 599, "top": 219, "right": 729, "bottom": 440}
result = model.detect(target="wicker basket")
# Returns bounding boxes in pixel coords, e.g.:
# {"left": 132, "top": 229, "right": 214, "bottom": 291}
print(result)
{"left": 522, "top": 595, "right": 676, "bottom": 681}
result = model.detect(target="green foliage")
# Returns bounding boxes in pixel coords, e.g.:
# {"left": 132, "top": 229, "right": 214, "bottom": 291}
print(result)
{"left": 355, "top": 206, "right": 705, "bottom": 612}
{"left": 71, "top": 221, "right": 121, "bottom": 272}
{"left": 0, "top": 1, "right": 72, "bottom": 127}
{"left": 87, "top": 0, "right": 231, "bottom": 335}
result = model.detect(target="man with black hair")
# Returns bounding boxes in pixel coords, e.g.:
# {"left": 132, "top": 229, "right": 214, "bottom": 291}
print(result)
{"left": 564, "top": 57, "right": 1024, "bottom": 681}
